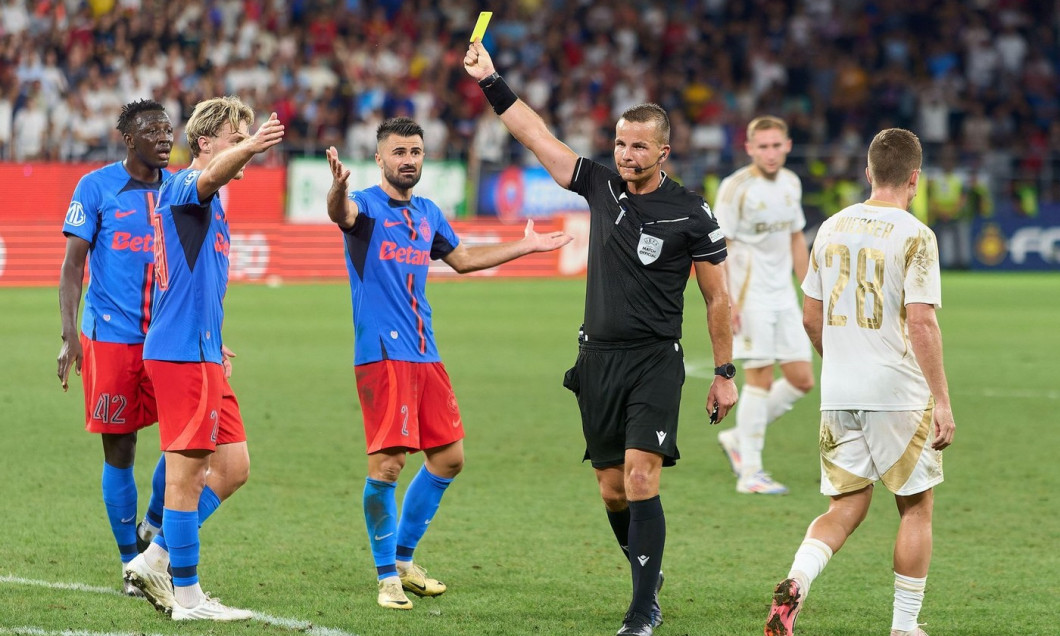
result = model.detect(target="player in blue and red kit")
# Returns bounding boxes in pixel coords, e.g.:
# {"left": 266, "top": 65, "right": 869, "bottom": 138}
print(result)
{"left": 123, "top": 96, "right": 284, "bottom": 622}
{"left": 57, "top": 99, "right": 173, "bottom": 595}
{"left": 325, "top": 117, "right": 572, "bottom": 610}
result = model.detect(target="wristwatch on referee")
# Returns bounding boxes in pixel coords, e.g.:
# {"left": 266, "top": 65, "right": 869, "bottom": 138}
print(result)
{"left": 714, "top": 363, "right": 736, "bottom": 379}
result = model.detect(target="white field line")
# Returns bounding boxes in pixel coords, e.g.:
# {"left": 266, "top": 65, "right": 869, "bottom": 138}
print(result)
{"left": 0, "top": 575, "right": 358, "bottom": 636}
{"left": 0, "top": 629, "right": 166, "bottom": 636}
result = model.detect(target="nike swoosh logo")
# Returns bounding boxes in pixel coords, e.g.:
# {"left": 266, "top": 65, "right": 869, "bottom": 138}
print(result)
{"left": 374, "top": 532, "right": 394, "bottom": 540}
{"left": 120, "top": 516, "right": 135, "bottom": 524}
{"left": 383, "top": 220, "right": 404, "bottom": 227}
{"left": 115, "top": 210, "right": 137, "bottom": 219}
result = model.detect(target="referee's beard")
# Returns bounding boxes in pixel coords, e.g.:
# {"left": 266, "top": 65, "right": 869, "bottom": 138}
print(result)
{"left": 383, "top": 164, "right": 422, "bottom": 193}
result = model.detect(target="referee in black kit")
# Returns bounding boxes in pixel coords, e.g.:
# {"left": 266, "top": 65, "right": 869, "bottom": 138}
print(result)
{"left": 465, "top": 42, "right": 740, "bottom": 636}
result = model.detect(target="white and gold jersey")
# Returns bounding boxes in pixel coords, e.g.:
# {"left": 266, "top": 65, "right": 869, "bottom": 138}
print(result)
{"left": 802, "top": 200, "right": 942, "bottom": 410}
{"left": 714, "top": 165, "right": 805, "bottom": 312}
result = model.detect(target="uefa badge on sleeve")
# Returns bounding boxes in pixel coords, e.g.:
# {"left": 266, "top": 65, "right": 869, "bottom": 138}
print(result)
{"left": 637, "top": 233, "right": 663, "bottom": 265}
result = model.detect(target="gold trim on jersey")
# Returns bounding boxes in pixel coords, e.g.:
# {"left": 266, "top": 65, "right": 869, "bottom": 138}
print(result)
{"left": 716, "top": 166, "right": 757, "bottom": 210}
{"left": 880, "top": 398, "right": 935, "bottom": 493}
{"left": 735, "top": 256, "right": 753, "bottom": 309}
{"left": 899, "top": 300, "right": 911, "bottom": 358}
{"left": 864, "top": 198, "right": 904, "bottom": 209}
{"left": 904, "top": 229, "right": 937, "bottom": 289}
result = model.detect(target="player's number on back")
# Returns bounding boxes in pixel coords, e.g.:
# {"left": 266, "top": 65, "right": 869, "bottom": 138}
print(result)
{"left": 824, "top": 244, "right": 884, "bottom": 330}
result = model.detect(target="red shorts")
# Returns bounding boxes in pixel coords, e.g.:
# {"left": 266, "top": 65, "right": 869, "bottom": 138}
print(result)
{"left": 80, "top": 334, "right": 157, "bottom": 434}
{"left": 144, "top": 360, "right": 246, "bottom": 452}
{"left": 355, "top": 360, "right": 464, "bottom": 454}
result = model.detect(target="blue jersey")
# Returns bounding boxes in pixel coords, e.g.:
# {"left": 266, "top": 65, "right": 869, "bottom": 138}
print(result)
{"left": 143, "top": 168, "right": 230, "bottom": 364}
{"left": 342, "top": 185, "right": 460, "bottom": 365}
{"left": 62, "top": 161, "right": 169, "bottom": 344}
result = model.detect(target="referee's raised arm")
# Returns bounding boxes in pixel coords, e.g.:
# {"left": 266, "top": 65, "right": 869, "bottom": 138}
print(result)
{"left": 464, "top": 40, "right": 578, "bottom": 189}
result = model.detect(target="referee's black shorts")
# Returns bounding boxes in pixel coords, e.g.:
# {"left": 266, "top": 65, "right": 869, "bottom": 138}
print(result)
{"left": 563, "top": 338, "right": 685, "bottom": 469}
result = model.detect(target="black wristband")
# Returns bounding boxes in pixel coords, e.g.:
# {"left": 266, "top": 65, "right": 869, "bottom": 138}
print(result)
{"left": 480, "top": 73, "right": 517, "bottom": 115}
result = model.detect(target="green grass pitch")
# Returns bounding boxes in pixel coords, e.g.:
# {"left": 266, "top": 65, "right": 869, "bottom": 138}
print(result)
{"left": 0, "top": 273, "right": 1057, "bottom": 635}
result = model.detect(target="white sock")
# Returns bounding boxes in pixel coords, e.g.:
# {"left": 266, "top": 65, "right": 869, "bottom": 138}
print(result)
{"left": 137, "top": 520, "right": 161, "bottom": 542}
{"left": 892, "top": 572, "right": 926, "bottom": 631}
{"left": 174, "top": 582, "right": 205, "bottom": 609}
{"left": 143, "top": 543, "right": 169, "bottom": 572}
{"left": 396, "top": 560, "right": 412, "bottom": 573}
{"left": 787, "top": 538, "right": 833, "bottom": 597}
{"left": 765, "top": 378, "right": 806, "bottom": 425}
{"left": 737, "top": 385, "right": 769, "bottom": 478}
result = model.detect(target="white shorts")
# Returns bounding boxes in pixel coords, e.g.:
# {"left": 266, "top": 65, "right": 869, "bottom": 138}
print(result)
{"left": 819, "top": 408, "right": 944, "bottom": 497}
{"left": 733, "top": 306, "right": 812, "bottom": 365}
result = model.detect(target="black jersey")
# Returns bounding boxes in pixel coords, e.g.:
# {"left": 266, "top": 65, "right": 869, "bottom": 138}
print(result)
{"left": 568, "top": 157, "right": 727, "bottom": 343}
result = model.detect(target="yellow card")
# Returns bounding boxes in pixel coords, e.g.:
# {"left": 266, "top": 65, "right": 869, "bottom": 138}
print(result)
{"left": 470, "top": 11, "right": 492, "bottom": 42}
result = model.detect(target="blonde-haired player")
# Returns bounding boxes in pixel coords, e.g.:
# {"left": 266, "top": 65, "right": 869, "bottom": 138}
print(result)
{"left": 764, "top": 128, "right": 955, "bottom": 636}
{"left": 125, "top": 96, "right": 285, "bottom": 621}
{"left": 714, "top": 116, "right": 814, "bottom": 494}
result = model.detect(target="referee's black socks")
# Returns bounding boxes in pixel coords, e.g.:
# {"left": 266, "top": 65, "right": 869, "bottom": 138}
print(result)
{"left": 606, "top": 506, "right": 632, "bottom": 560}
{"left": 627, "top": 495, "right": 665, "bottom": 621}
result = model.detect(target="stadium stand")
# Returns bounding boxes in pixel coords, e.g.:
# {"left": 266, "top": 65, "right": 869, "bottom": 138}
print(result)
{"left": 0, "top": 1, "right": 1057, "bottom": 226}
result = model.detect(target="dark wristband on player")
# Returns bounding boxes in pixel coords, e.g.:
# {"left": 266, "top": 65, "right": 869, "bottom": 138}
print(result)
{"left": 479, "top": 72, "right": 517, "bottom": 115}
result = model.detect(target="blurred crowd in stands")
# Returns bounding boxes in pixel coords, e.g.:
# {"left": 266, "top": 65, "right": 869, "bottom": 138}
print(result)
{"left": 1, "top": 0, "right": 1058, "bottom": 225}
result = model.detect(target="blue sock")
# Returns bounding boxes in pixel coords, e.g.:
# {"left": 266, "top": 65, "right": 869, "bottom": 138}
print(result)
{"left": 163, "top": 508, "right": 200, "bottom": 587}
{"left": 101, "top": 463, "right": 138, "bottom": 563}
{"left": 148, "top": 485, "right": 222, "bottom": 552}
{"left": 145, "top": 455, "right": 166, "bottom": 528}
{"left": 364, "top": 478, "right": 399, "bottom": 580}
{"left": 198, "top": 485, "right": 221, "bottom": 526}
{"left": 396, "top": 465, "right": 452, "bottom": 561}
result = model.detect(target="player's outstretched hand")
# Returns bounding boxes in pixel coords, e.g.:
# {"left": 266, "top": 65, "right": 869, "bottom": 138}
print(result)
{"left": 523, "top": 219, "right": 573, "bottom": 253}
{"left": 249, "top": 112, "right": 285, "bottom": 153}
{"left": 931, "top": 403, "right": 955, "bottom": 450}
{"left": 57, "top": 337, "right": 83, "bottom": 392}
{"left": 706, "top": 377, "right": 739, "bottom": 425}
{"left": 326, "top": 146, "right": 350, "bottom": 189}
{"left": 463, "top": 40, "right": 496, "bottom": 81}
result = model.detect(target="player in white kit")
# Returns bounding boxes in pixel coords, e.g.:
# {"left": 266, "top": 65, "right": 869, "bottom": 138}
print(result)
{"left": 764, "top": 128, "right": 956, "bottom": 636}
{"left": 714, "top": 116, "right": 814, "bottom": 494}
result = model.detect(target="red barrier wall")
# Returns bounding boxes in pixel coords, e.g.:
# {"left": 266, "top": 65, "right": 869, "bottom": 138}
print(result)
{"left": 0, "top": 163, "right": 286, "bottom": 224}
{"left": 0, "top": 164, "right": 583, "bottom": 286}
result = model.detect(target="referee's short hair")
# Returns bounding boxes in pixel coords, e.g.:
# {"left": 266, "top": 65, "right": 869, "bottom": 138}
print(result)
{"left": 377, "top": 117, "right": 424, "bottom": 142}
{"left": 619, "top": 103, "right": 670, "bottom": 145}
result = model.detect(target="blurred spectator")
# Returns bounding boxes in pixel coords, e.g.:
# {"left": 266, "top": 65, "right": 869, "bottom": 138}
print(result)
{"left": 13, "top": 89, "right": 47, "bottom": 161}
{"left": 470, "top": 111, "right": 508, "bottom": 170}
{"left": 0, "top": 86, "right": 12, "bottom": 160}
{"left": 926, "top": 148, "right": 972, "bottom": 270}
